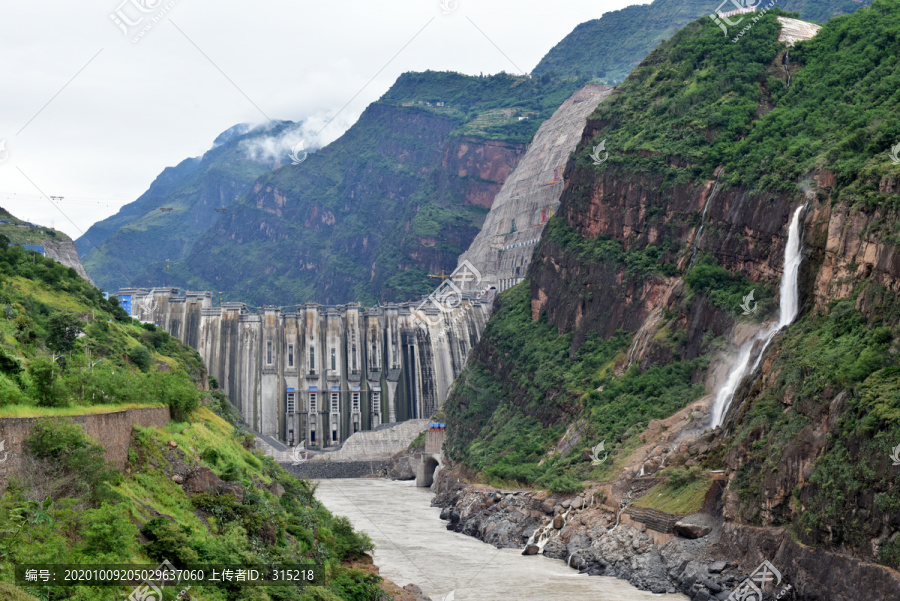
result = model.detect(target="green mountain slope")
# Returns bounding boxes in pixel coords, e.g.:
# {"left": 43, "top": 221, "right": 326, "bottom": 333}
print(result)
{"left": 76, "top": 123, "right": 298, "bottom": 293}
{"left": 531, "top": 0, "right": 869, "bottom": 84}
{"left": 443, "top": 0, "right": 900, "bottom": 573}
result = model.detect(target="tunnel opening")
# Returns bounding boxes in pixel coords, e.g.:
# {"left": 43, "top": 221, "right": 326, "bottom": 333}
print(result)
{"left": 421, "top": 456, "right": 439, "bottom": 488}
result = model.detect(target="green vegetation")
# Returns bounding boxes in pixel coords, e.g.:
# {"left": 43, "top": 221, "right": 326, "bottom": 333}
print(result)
{"left": 731, "top": 0, "right": 900, "bottom": 205}
{"left": 579, "top": 0, "right": 900, "bottom": 212}
{"left": 722, "top": 290, "right": 900, "bottom": 569}
{"left": 543, "top": 217, "right": 678, "bottom": 279}
{"left": 78, "top": 122, "right": 288, "bottom": 293}
{"left": 532, "top": 0, "right": 866, "bottom": 84}
{"left": 82, "top": 71, "right": 586, "bottom": 305}
{"left": 684, "top": 254, "right": 775, "bottom": 317}
{"left": 444, "top": 284, "right": 706, "bottom": 491}
{"left": 0, "top": 234, "right": 203, "bottom": 419}
{"left": 1, "top": 408, "right": 386, "bottom": 600}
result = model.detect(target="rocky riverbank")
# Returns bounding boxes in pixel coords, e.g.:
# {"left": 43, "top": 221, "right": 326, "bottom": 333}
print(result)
{"left": 432, "top": 478, "right": 730, "bottom": 599}
{"left": 430, "top": 468, "right": 900, "bottom": 601}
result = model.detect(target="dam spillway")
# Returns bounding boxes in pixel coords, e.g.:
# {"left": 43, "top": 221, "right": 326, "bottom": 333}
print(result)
{"left": 115, "top": 287, "right": 491, "bottom": 448}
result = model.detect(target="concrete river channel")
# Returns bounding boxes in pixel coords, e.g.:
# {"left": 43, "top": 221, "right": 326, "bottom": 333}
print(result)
{"left": 316, "top": 479, "right": 689, "bottom": 601}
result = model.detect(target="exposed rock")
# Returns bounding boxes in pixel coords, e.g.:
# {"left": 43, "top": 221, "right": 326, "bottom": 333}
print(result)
{"left": 167, "top": 440, "right": 178, "bottom": 448}
{"left": 541, "top": 499, "right": 555, "bottom": 514}
{"left": 708, "top": 561, "right": 727, "bottom": 574}
{"left": 171, "top": 475, "right": 184, "bottom": 484}
{"left": 267, "top": 481, "right": 285, "bottom": 498}
{"left": 553, "top": 515, "right": 564, "bottom": 529}
{"left": 522, "top": 544, "right": 540, "bottom": 556}
{"left": 182, "top": 466, "right": 243, "bottom": 503}
{"left": 217, "top": 481, "right": 244, "bottom": 504}
{"left": 674, "top": 521, "right": 712, "bottom": 539}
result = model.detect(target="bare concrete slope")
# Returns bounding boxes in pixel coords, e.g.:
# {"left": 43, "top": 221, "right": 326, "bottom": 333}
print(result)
{"left": 457, "top": 84, "right": 614, "bottom": 291}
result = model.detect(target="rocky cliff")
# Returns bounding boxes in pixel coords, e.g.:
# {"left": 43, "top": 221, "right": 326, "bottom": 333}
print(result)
{"left": 0, "top": 208, "right": 92, "bottom": 282}
{"left": 439, "top": 4, "right": 900, "bottom": 600}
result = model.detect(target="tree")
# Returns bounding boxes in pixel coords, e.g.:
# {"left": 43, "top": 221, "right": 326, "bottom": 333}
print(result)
{"left": 46, "top": 313, "right": 84, "bottom": 355}
{"left": 27, "top": 357, "right": 67, "bottom": 407}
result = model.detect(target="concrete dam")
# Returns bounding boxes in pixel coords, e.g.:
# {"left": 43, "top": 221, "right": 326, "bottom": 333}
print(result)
{"left": 115, "top": 287, "right": 491, "bottom": 448}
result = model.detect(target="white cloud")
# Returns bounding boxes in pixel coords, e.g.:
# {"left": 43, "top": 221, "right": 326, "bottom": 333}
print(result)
{"left": 239, "top": 111, "right": 360, "bottom": 164}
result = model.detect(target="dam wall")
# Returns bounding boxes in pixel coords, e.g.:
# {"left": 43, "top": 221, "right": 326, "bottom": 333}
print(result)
{"left": 114, "top": 287, "right": 490, "bottom": 449}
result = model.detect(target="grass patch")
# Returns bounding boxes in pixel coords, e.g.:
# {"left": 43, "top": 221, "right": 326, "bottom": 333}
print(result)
{"left": 631, "top": 477, "right": 712, "bottom": 514}
{"left": 0, "top": 402, "right": 165, "bottom": 418}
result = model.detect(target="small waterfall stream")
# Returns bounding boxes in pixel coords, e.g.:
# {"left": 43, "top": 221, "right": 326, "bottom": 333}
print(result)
{"left": 710, "top": 205, "right": 805, "bottom": 428}
{"left": 525, "top": 508, "right": 570, "bottom": 554}
{"left": 690, "top": 169, "right": 723, "bottom": 267}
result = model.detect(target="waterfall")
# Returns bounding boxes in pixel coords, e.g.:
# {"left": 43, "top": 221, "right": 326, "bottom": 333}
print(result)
{"left": 690, "top": 169, "right": 723, "bottom": 267}
{"left": 709, "top": 205, "right": 805, "bottom": 428}
{"left": 524, "top": 508, "right": 570, "bottom": 554}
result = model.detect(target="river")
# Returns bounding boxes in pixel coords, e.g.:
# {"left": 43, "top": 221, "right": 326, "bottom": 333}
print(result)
{"left": 316, "top": 479, "right": 689, "bottom": 601}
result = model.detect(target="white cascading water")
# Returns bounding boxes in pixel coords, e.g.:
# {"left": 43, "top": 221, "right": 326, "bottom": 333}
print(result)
{"left": 710, "top": 205, "right": 805, "bottom": 428}
{"left": 524, "top": 508, "right": 570, "bottom": 554}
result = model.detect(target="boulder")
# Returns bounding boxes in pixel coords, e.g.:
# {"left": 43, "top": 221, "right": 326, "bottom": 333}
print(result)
{"left": 708, "top": 561, "right": 727, "bottom": 574}
{"left": 182, "top": 466, "right": 244, "bottom": 503}
{"left": 217, "top": 481, "right": 244, "bottom": 504}
{"left": 540, "top": 499, "right": 555, "bottom": 514}
{"left": 268, "top": 481, "right": 285, "bottom": 498}
{"left": 171, "top": 475, "right": 184, "bottom": 484}
{"left": 167, "top": 440, "right": 178, "bottom": 448}
{"left": 571, "top": 497, "right": 583, "bottom": 510}
{"left": 182, "top": 466, "right": 219, "bottom": 495}
{"left": 522, "top": 544, "right": 540, "bottom": 556}
{"left": 553, "top": 515, "right": 564, "bottom": 529}
{"left": 673, "top": 521, "right": 711, "bottom": 539}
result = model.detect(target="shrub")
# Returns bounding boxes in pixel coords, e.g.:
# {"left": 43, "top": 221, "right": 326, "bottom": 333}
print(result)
{"left": 200, "top": 447, "right": 222, "bottom": 466}
{"left": 127, "top": 345, "right": 153, "bottom": 372}
{"left": 666, "top": 466, "right": 703, "bottom": 489}
{"left": 141, "top": 518, "right": 199, "bottom": 567}
{"left": 544, "top": 474, "right": 583, "bottom": 494}
{"left": 331, "top": 516, "right": 374, "bottom": 560}
{"left": 151, "top": 371, "right": 200, "bottom": 421}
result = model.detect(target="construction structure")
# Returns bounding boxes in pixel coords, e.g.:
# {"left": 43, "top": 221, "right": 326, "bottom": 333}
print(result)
{"left": 115, "top": 288, "right": 491, "bottom": 449}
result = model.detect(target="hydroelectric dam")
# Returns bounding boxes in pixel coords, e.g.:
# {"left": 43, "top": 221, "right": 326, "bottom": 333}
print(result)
{"left": 114, "top": 287, "right": 492, "bottom": 448}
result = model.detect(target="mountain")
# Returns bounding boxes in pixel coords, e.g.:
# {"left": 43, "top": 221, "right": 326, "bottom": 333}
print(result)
{"left": 75, "top": 122, "right": 302, "bottom": 292}
{"left": 159, "top": 72, "right": 585, "bottom": 306}
{"left": 77, "top": 0, "right": 867, "bottom": 305}
{"left": 531, "top": 0, "right": 870, "bottom": 84}
{"left": 440, "top": 2, "right": 900, "bottom": 598}
{"left": 0, "top": 207, "right": 92, "bottom": 282}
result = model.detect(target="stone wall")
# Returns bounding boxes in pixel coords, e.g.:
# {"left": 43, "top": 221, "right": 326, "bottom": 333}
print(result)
{"left": 281, "top": 460, "right": 389, "bottom": 479}
{"left": 0, "top": 407, "right": 170, "bottom": 485}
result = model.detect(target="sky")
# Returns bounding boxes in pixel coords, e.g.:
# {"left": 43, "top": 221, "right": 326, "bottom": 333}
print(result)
{"left": 0, "top": 0, "right": 649, "bottom": 239}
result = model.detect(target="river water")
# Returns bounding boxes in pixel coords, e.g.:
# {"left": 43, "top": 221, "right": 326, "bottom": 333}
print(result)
{"left": 316, "top": 479, "right": 689, "bottom": 601}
